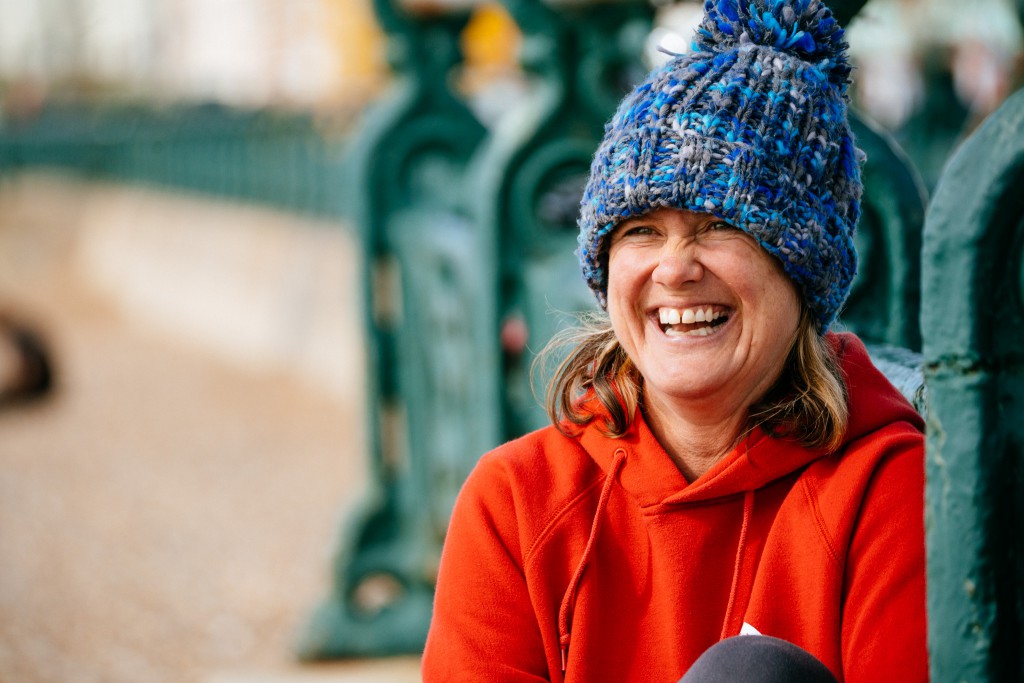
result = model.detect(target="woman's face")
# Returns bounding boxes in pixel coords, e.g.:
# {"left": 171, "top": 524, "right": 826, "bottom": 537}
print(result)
{"left": 607, "top": 207, "right": 801, "bottom": 414}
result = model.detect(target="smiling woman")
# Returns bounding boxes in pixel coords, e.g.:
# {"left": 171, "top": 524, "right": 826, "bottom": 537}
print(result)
{"left": 422, "top": 1, "right": 928, "bottom": 682}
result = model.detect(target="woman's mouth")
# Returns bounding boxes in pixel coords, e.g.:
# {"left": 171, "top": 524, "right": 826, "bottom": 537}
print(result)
{"left": 657, "top": 306, "right": 730, "bottom": 337}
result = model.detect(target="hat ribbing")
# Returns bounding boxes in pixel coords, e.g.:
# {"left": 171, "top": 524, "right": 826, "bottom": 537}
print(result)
{"left": 578, "top": 0, "right": 863, "bottom": 331}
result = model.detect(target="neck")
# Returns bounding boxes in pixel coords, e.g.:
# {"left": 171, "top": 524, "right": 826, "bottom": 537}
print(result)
{"left": 642, "top": 390, "right": 750, "bottom": 482}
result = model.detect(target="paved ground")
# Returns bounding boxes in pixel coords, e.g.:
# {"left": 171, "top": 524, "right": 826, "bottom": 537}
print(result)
{"left": 0, "top": 174, "right": 421, "bottom": 683}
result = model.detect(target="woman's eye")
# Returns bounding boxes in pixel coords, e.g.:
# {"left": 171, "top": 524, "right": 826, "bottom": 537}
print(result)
{"left": 700, "top": 220, "right": 740, "bottom": 239}
{"left": 616, "top": 225, "right": 655, "bottom": 240}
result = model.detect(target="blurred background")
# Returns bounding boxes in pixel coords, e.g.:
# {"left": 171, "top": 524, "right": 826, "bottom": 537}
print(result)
{"left": 0, "top": 0, "right": 1021, "bottom": 682}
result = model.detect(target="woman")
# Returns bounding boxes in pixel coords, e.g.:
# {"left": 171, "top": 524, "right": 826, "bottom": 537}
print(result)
{"left": 423, "top": 1, "right": 927, "bottom": 681}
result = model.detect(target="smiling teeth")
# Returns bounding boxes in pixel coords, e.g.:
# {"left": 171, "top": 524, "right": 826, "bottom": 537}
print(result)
{"left": 658, "top": 307, "right": 722, "bottom": 325}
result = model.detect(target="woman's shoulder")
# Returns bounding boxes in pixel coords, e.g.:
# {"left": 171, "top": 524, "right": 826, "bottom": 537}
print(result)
{"left": 469, "top": 423, "right": 603, "bottom": 496}
{"left": 456, "top": 423, "right": 607, "bottom": 545}
{"left": 803, "top": 413, "right": 923, "bottom": 487}
{"left": 797, "top": 420, "right": 924, "bottom": 550}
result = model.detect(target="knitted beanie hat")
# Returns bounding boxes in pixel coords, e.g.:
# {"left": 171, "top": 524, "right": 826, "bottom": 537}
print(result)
{"left": 578, "top": 0, "right": 863, "bottom": 331}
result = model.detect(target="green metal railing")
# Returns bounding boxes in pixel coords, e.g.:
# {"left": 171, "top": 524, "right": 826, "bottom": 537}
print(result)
{"left": 0, "top": 103, "right": 351, "bottom": 218}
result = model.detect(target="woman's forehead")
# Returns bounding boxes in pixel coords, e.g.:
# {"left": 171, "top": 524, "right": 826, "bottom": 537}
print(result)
{"left": 614, "top": 208, "right": 727, "bottom": 232}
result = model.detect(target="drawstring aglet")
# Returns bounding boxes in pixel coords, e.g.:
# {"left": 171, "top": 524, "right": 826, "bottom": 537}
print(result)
{"left": 561, "top": 644, "right": 568, "bottom": 673}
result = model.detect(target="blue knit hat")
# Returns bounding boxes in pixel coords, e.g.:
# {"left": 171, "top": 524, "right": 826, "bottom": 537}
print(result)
{"left": 578, "top": 0, "right": 863, "bottom": 331}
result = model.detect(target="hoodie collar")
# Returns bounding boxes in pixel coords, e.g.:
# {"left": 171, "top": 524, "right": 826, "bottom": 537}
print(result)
{"left": 576, "top": 332, "right": 921, "bottom": 509}
{"left": 578, "top": 409, "right": 824, "bottom": 508}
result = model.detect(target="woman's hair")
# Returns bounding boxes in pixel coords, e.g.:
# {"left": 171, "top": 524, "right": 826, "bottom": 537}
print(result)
{"left": 536, "top": 308, "right": 849, "bottom": 452}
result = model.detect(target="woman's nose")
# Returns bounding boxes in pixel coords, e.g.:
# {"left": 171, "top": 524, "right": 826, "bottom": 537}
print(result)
{"left": 652, "top": 243, "right": 704, "bottom": 287}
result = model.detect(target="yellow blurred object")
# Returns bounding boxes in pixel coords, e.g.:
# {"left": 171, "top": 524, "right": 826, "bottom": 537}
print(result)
{"left": 318, "top": 0, "right": 521, "bottom": 105}
{"left": 462, "top": 3, "right": 522, "bottom": 77}
{"left": 322, "top": 0, "right": 389, "bottom": 105}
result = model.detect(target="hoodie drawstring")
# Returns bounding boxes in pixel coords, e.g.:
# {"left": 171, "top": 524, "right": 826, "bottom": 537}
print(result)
{"left": 720, "top": 488, "right": 755, "bottom": 640}
{"left": 558, "top": 448, "right": 626, "bottom": 674}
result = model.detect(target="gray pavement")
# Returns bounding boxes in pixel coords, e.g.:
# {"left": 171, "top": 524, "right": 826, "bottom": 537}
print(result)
{"left": 0, "top": 174, "right": 421, "bottom": 683}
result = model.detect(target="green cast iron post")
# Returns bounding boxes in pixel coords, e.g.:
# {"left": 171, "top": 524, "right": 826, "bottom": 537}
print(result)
{"left": 921, "top": 87, "right": 1024, "bottom": 683}
{"left": 472, "top": 0, "right": 655, "bottom": 436}
{"left": 296, "top": 0, "right": 495, "bottom": 658}
{"left": 842, "top": 114, "right": 927, "bottom": 352}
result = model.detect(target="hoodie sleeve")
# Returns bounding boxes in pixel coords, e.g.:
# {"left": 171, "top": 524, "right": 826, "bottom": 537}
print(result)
{"left": 422, "top": 452, "right": 551, "bottom": 682}
{"left": 840, "top": 429, "right": 929, "bottom": 682}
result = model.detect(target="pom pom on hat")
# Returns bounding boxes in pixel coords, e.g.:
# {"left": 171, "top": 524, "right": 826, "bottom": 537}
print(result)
{"left": 577, "top": 0, "right": 863, "bottom": 331}
{"left": 695, "top": 0, "right": 851, "bottom": 86}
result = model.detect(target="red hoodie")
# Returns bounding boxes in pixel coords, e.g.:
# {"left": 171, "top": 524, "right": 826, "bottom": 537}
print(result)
{"left": 423, "top": 333, "right": 927, "bottom": 682}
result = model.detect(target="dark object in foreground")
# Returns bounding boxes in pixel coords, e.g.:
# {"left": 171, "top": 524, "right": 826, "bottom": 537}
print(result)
{"left": 0, "top": 314, "right": 54, "bottom": 407}
{"left": 680, "top": 636, "right": 839, "bottom": 683}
